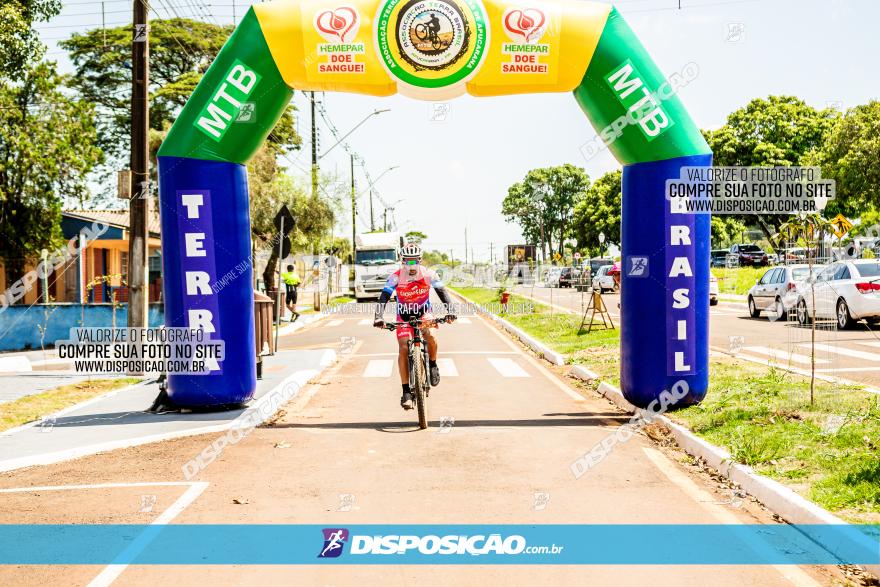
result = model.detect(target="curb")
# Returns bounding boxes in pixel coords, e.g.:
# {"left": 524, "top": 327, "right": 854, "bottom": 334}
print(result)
{"left": 573, "top": 370, "right": 879, "bottom": 577}
{"left": 0, "top": 349, "right": 338, "bottom": 474}
{"left": 451, "top": 290, "right": 566, "bottom": 366}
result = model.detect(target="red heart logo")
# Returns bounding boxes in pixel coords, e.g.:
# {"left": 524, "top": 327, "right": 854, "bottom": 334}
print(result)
{"left": 316, "top": 7, "right": 358, "bottom": 43}
{"left": 503, "top": 8, "right": 546, "bottom": 43}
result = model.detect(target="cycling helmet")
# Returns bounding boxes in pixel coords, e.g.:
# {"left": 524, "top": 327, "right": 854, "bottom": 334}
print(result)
{"left": 400, "top": 242, "right": 422, "bottom": 260}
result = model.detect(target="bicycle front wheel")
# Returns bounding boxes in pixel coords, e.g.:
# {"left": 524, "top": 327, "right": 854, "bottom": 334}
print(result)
{"left": 415, "top": 24, "right": 429, "bottom": 41}
{"left": 411, "top": 348, "right": 428, "bottom": 430}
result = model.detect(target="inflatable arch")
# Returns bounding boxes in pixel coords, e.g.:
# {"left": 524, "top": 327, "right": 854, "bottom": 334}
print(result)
{"left": 157, "top": 0, "right": 712, "bottom": 409}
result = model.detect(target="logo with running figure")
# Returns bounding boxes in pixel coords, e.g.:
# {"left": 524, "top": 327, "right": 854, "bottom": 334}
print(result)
{"left": 376, "top": 0, "right": 488, "bottom": 95}
{"left": 318, "top": 528, "right": 349, "bottom": 558}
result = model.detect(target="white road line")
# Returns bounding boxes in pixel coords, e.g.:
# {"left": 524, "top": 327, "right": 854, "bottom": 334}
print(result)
{"left": 358, "top": 318, "right": 372, "bottom": 326}
{"left": 326, "top": 319, "right": 344, "bottom": 327}
{"left": 363, "top": 359, "right": 394, "bottom": 378}
{"left": 437, "top": 358, "right": 458, "bottom": 377}
{"left": 640, "top": 448, "right": 821, "bottom": 586}
{"left": 0, "top": 481, "right": 199, "bottom": 493}
{"left": 799, "top": 342, "right": 880, "bottom": 361}
{"left": 854, "top": 340, "right": 880, "bottom": 349}
{"left": 486, "top": 357, "right": 530, "bottom": 378}
{"left": 354, "top": 351, "right": 518, "bottom": 357}
{"left": 816, "top": 367, "right": 880, "bottom": 373}
{"left": 455, "top": 317, "right": 472, "bottom": 324}
{"left": 475, "top": 313, "right": 584, "bottom": 401}
{"left": 743, "top": 346, "right": 829, "bottom": 365}
{"left": 88, "top": 481, "right": 210, "bottom": 587}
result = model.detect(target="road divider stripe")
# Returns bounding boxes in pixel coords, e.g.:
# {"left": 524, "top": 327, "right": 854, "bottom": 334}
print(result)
{"left": 437, "top": 358, "right": 458, "bottom": 377}
{"left": 362, "top": 360, "right": 394, "bottom": 378}
{"left": 487, "top": 357, "right": 530, "bottom": 378}
{"left": 799, "top": 343, "right": 880, "bottom": 361}
{"left": 326, "top": 319, "right": 344, "bottom": 327}
{"left": 743, "top": 346, "right": 829, "bottom": 365}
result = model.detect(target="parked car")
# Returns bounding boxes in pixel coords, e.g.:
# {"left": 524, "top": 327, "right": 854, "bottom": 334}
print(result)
{"left": 592, "top": 265, "right": 617, "bottom": 293}
{"left": 747, "top": 264, "right": 825, "bottom": 319}
{"left": 544, "top": 267, "right": 562, "bottom": 287}
{"left": 795, "top": 260, "right": 880, "bottom": 329}
{"left": 710, "top": 249, "right": 729, "bottom": 267}
{"left": 587, "top": 258, "right": 615, "bottom": 280}
{"left": 730, "top": 243, "right": 769, "bottom": 267}
{"left": 709, "top": 274, "right": 719, "bottom": 306}
{"left": 558, "top": 267, "right": 582, "bottom": 288}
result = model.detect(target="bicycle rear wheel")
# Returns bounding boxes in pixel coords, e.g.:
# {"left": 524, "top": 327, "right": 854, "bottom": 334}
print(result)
{"left": 411, "top": 349, "right": 428, "bottom": 430}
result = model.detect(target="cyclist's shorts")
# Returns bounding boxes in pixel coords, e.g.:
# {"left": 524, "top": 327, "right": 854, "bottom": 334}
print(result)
{"left": 395, "top": 312, "right": 435, "bottom": 340}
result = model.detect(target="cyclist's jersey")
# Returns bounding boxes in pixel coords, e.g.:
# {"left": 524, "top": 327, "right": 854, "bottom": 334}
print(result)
{"left": 381, "top": 265, "right": 444, "bottom": 317}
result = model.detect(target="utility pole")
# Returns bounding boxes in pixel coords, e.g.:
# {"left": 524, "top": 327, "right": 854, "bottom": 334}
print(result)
{"left": 383, "top": 208, "right": 387, "bottom": 232}
{"left": 490, "top": 242, "right": 494, "bottom": 264}
{"left": 464, "top": 226, "right": 468, "bottom": 265}
{"left": 310, "top": 92, "right": 318, "bottom": 199}
{"left": 369, "top": 190, "right": 375, "bottom": 231}
{"left": 128, "top": 0, "right": 149, "bottom": 332}
{"left": 350, "top": 154, "right": 356, "bottom": 262}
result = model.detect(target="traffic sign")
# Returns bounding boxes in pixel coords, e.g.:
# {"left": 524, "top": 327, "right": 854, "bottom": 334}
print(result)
{"left": 553, "top": 252, "right": 562, "bottom": 262}
{"left": 829, "top": 214, "right": 852, "bottom": 238}
{"left": 274, "top": 204, "right": 295, "bottom": 234}
{"left": 574, "top": 252, "right": 581, "bottom": 259}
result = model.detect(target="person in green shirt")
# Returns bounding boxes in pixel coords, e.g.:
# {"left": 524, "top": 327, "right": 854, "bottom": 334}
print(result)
{"left": 281, "top": 264, "right": 301, "bottom": 322}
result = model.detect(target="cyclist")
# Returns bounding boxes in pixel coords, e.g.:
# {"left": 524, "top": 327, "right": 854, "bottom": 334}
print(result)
{"left": 281, "top": 264, "right": 301, "bottom": 322}
{"left": 425, "top": 12, "right": 441, "bottom": 41}
{"left": 373, "top": 243, "right": 455, "bottom": 410}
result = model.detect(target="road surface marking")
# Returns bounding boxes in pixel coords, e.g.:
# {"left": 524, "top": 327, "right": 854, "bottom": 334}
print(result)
{"left": 487, "top": 357, "right": 529, "bottom": 378}
{"left": 476, "top": 313, "right": 585, "bottom": 401}
{"left": 354, "top": 351, "right": 518, "bottom": 357}
{"left": 437, "top": 358, "right": 458, "bottom": 377}
{"left": 455, "top": 317, "right": 472, "bottom": 324}
{"left": 854, "top": 340, "right": 880, "bottom": 349}
{"left": 816, "top": 366, "right": 880, "bottom": 372}
{"left": 326, "top": 319, "right": 344, "bottom": 327}
{"left": 743, "top": 346, "right": 829, "bottom": 365}
{"left": 358, "top": 318, "right": 372, "bottom": 326}
{"left": 799, "top": 342, "right": 880, "bottom": 361}
{"left": 640, "top": 448, "right": 821, "bottom": 586}
{"left": 88, "top": 481, "right": 210, "bottom": 587}
{"left": 363, "top": 360, "right": 394, "bottom": 378}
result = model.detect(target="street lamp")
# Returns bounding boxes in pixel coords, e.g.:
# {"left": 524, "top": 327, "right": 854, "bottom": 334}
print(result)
{"left": 599, "top": 232, "right": 606, "bottom": 259}
{"left": 361, "top": 165, "right": 400, "bottom": 231}
{"left": 321, "top": 109, "right": 391, "bottom": 159}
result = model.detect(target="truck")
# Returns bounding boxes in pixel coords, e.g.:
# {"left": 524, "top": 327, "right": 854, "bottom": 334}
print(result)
{"left": 353, "top": 232, "right": 401, "bottom": 302}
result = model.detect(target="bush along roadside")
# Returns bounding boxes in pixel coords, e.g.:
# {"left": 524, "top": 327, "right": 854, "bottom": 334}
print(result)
{"left": 453, "top": 286, "right": 880, "bottom": 524}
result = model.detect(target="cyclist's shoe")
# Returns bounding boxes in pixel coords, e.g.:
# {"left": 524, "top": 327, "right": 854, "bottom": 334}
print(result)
{"left": 430, "top": 364, "right": 440, "bottom": 387}
{"left": 400, "top": 392, "right": 414, "bottom": 410}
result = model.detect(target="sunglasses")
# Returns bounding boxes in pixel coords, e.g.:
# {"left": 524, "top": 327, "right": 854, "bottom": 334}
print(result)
{"left": 403, "top": 259, "right": 419, "bottom": 265}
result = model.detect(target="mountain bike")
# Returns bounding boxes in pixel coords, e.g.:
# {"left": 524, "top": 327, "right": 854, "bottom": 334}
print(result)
{"left": 415, "top": 23, "right": 445, "bottom": 51}
{"left": 384, "top": 316, "right": 454, "bottom": 429}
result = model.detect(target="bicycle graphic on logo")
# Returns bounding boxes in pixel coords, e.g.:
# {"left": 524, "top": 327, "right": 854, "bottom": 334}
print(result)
{"left": 414, "top": 12, "right": 449, "bottom": 51}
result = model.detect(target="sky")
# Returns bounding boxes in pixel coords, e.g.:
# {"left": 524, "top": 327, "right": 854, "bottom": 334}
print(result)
{"left": 38, "top": 0, "right": 880, "bottom": 261}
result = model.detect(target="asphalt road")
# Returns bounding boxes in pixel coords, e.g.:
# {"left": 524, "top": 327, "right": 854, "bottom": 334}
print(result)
{"left": 512, "top": 284, "right": 880, "bottom": 390}
{"left": 0, "top": 307, "right": 841, "bottom": 585}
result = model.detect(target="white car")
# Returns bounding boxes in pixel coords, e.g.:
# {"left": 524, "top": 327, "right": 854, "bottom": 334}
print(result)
{"left": 709, "top": 274, "right": 719, "bottom": 306}
{"left": 747, "top": 264, "right": 825, "bottom": 318}
{"left": 795, "top": 260, "right": 880, "bottom": 329}
{"left": 592, "top": 265, "right": 616, "bottom": 293}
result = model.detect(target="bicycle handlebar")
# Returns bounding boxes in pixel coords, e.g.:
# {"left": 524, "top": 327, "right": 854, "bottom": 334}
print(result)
{"left": 380, "top": 317, "right": 454, "bottom": 331}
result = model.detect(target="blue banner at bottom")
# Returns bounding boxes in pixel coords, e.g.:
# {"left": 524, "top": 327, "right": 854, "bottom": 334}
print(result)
{"left": 0, "top": 524, "right": 877, "bottom": 565}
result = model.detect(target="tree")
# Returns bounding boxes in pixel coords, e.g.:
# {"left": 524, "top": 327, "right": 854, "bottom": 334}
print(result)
{"left": 817, "top": 100, "right": 880, "bottom": 216}
{"left": 0, "top": 0, "right": 60, "bottom": 80}
{"left": 60, "top": 18, "right": 301, "bottom": 195}
{"left": 704, "top": 95, "right": 839, "bottom": 246}
{"left": 250, "top": 170, "right": 338, "bottom": 289}
{"left": 405, "top": 230, "right": 428, "bottom": 242}
{"left": 502, "top": 164, "right": 589, "bottom": 259}
{"left": 572, "top": 170, "right": 621, "bottom": 255}
{"left": 0, "top": 63, "right": 103, "bottom": 284}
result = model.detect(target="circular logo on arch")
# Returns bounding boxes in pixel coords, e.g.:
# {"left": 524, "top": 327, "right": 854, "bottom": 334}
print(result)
{"left": 376, "top": 0, "right": 488, "bottom": 90}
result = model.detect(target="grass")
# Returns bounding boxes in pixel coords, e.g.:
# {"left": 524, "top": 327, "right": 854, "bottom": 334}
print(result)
{"left": 673, "top": 358, "right": 880, "bottom": 522}
{"left": 712, "top": 266, "right": 767, "bottom": 295}
{"left": 0, "top": 377, "right": 142, "bottom": 432}
{"left": 455, "top": 285, "right": 880, "bottom": 522}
